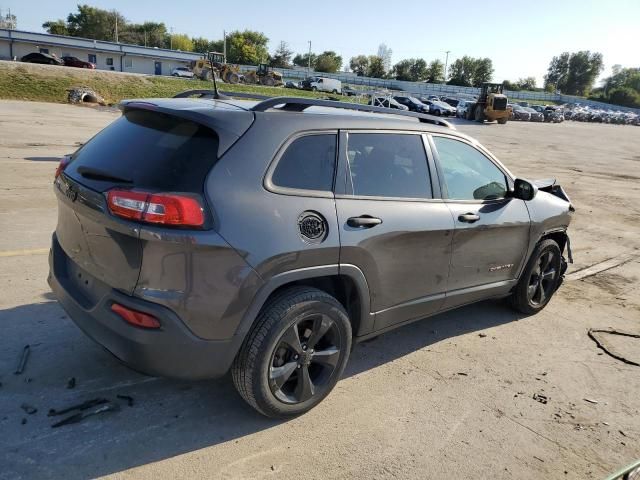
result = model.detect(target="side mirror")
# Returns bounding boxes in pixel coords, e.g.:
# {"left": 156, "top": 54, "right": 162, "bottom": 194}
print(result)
{"left": 512, "top": 178, "right": 537, "bottom": 201}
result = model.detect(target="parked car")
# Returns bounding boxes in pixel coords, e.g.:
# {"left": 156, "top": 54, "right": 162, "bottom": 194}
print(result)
{"left": 21, "top": 52, "right": 63, "bottom": 66}
{"left": 300, "top": 76, "right": 342, "bottom": 94}
{"left": 509, "top": 104, "right": 531, "bottom": 121}
{"left": 171, "top": 67, "right": 194, "bottom": 78}
{"left": 524, "top": 107, "right": 544, "bottom": 122}
{"left": 442, "top": 97, "right": 461, "bottom": 108}
{"left": 61, "top": 56, "right": 96, "bottom": 69}
{"left": 49, "top": 93, "right": 573, "bottom": 418}
{"left": 284, "top": 81, "right": 299, "bottom": 89}
{"left": 370, "top": 96, "right": 409, "bottom": 110}
{"left": 342, "top": 85, "right": 359, "bottom": 96}
{"left": 423, "top": 100, "right": 456, "bottom": 116}
{"left": 456, "top": 99, "right": 475, "bottom": 119}
{"left": 393, "top": 96, "right": 430, "bottom": 113}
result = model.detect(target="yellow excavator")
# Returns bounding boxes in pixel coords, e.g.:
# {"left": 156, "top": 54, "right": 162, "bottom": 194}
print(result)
{"left": 243, "top": 63, "right": 284, "bottom": 87}
{"left": 467, "top": 82, "right": 510, "bottom": 124}
{"left": 191, "top": 52, "right": 241, "bottom": 84}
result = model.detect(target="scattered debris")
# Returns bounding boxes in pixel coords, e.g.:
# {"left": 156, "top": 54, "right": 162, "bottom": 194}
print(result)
{"left": 533, "top": 393, "right": 548, "bottom": 404}
{"left": 588, "top": 329, "right": 640, "bottom": 367}
{"left": 619, "top": 430, "right": 627, "bottom": 437}
{"left": 478, "top": 333, "right": 487, "bottom": 338}
{"left": 51, "top": 401, "right": 119, "bottom": 428}
{"left": 533, "top": 456, "right": 545, "bottom": 462}
{"left": 457, "top": 372, "right": 468, "bottom": 376}
{"left": 48, "top": 398, "right": 108, "bottom": 417}
{"left": 66, "top": 87, "right": 106, "bottom": 106}
{"left": 603, "top": 422, "right": 609, "bottom": 426}
{"left": 20, "top": 403, "right": 37, "bottom": 415}
{"left": 14, "top": 345, "right": 30, "bottom": 375}
{"left": 66, "top": 377, "right": 76, "bottom": 389}
{"left": 116, "top": 394, "right": 134, "bottom": 407}
{"left": 583, "top": 398, "right": 599, "bottom": 404}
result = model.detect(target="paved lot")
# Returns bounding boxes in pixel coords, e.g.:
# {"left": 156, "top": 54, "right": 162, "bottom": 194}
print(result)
{"left": 1, "top": 100, "right": 639, "bottom": 479}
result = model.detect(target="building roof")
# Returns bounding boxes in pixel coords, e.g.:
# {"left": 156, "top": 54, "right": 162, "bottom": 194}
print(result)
{"left": 0, "top": 28, "right": 204, "bottom": 62}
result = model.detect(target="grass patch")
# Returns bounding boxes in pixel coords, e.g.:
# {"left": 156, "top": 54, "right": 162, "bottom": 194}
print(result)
{"left": 0, "top": 61, "right": 351, "bottom": 105}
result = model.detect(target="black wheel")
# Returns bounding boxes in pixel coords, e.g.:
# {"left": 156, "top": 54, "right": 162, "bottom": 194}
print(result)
{"left": 232, "top": 287, "right": 352, "bottom": 418}
{"left": 510, "top": 239, "right": 562, "bottom": 314}
{"left": 332, "top": 89, "right": 338, "bottom": 94}
{"left": 475, "top": 106, "right": 485, "bottom": 122}
{"left": 312, "top": 86, "right": 318, "bottom": 92}
{"left": 497, "top": 117, "right": 508, "bottom": 124}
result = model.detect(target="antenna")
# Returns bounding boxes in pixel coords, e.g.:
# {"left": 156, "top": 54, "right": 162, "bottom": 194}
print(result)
{"left": 207, "top": 52, "right": 228, "bottom": 100}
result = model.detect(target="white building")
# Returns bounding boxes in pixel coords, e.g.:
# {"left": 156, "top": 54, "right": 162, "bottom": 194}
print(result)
{"left": 0, "top": 28, "right": 204, "bottom": 76}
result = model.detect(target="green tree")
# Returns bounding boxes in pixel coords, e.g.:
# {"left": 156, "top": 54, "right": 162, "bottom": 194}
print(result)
{"left": 226, "top": 30, "right": 269, "bottom": 64}
{"left": 349, "top": 55, "right": 369, "bottom": 76}
{"left": 516, "top": 76, "right": 537, "bottom": 90}
{"left": 192, "top": 36, "right": 223, "bottom": 54}
{"left": 392, "top": 59, "right": 413, "bottom": 81}
{"left": 543, "top": 52, "right": 570, "bottom": 91}
{"left": 63, "top": 5, "right": 126, "bottom": 41}
{"left": 392, "top": 58, "right": 428, "bottom": 81}
{"left": 447, "top": 56, "right": 476, "bottom": 86}
{"left": 503, "top": 80, "right": 520, "bottom": 91}
{"left": 42, "top": 19, "right": 68, "bottom": 35}
{"left": 271, "top": 41, "right": 293, "bottom": 68}
{"left": 472, "top": 58, "right": 493, "bottom": 86}
{"left": 425, "top": 59, "right": 444, "bottom": 83}
{"left": 564, "top": 51, "right": 603, "bottom": 96}
{"left": 167, "top": 33, "right": 193, "bottom": 51}
{"left": 293, "top": 53, "right": 317, "bottom": 69}
{"left": 367, "top": 56, "right": 385, "bottom": 78}
{"left": 607, "top": 87, "right": 640, "bottom": 108}
{"left": 315, "top": 51, "right": 342, "bottom": 73}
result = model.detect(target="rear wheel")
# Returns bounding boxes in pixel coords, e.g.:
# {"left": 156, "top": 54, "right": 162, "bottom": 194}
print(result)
{"left": 232, "top": 287, "right": 352, "bottom": 418}
{"left": 497, "top": 117, "right": 508, "bottom": 124}
{"left": 226, "top": 72, "right": 240, "bottom": 84}
{"left": 261, "top": 76, "right": 275, "bottom": 87}
{"left": 510, "top": 239, "right": 562, "bottom": 314}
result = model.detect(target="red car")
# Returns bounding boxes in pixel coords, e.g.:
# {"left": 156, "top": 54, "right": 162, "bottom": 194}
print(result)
{"left": 62, "top": 56, "right": 96, "bottom": 69}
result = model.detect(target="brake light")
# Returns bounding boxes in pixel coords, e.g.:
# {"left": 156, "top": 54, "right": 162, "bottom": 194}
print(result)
{"left": 54, "top": 156, "right": 70, "bottom": 179}
{"left": 107, "top": 189, "right": 204, "bottom": 227}
{"left": 111, "top": 303, "right": 161, "bottom": 329}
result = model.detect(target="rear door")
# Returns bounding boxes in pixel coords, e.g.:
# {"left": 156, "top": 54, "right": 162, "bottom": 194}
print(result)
{"left": 55, "top": 109, "right": 221, "bottom": 294}
{"left": 335, "top": 131, "right": 454, "bottom": 333}
{"left": 429, "top": 135, "right": 530, "bottom": 308}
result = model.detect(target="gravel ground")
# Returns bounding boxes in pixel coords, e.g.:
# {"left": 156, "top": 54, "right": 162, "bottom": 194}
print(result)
{"left": 0, "top": 100, "right": 639, "bottom": 480}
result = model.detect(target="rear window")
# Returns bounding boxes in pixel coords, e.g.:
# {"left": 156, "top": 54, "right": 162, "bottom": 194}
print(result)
{"left": 65, "top": 110, "right": 219, "bottom": 193}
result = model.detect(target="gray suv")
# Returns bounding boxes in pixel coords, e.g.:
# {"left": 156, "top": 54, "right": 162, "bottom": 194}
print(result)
{"left": 48, "top": 93, "right": 574, "bottom": 417}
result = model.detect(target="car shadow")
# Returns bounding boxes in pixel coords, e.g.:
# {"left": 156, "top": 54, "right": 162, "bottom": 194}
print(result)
{"left": 23, "top": 156, "right": 62, "bottom": 162}
{"left": 0, "top": 297, "right": 523, "bottom": 478}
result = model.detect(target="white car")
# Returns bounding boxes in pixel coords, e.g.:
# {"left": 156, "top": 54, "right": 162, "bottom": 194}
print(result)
{"left": 171, "top": 67, "right": 194, "bottom": 78}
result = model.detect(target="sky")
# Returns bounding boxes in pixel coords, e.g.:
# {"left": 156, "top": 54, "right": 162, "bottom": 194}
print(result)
{"left": 2, "top": 0, "right": 639, "bottom": 86}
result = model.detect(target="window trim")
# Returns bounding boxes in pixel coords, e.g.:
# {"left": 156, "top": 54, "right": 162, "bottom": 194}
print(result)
{"left": 336, "top": 129, "right": 440, "bottom": 202}
{"left": 263, "top": 130, "right": 338, "bottom": 198}
{"left": 429, "top": 133, "right": 514, "bottom": 204}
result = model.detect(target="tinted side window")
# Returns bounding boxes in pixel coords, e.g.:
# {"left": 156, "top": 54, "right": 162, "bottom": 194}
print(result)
{"left": 346, "top": 133, "right": 432, "bottom": 199}
{"left": 433, "top": 137, "right": 507, "bottom": 200}
{"left": 271, "top": 134, "right": 336, "bottom": 192}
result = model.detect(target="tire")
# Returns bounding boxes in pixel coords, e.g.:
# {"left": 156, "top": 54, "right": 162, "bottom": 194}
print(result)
{"left": 497, "top": 117, "right": 508, "bottom": 124}
{"left": 510, "top": 239, "right": 563, "bottom": 315}
{"left": 172, "top": 73, "right": 179, "bottom": 77}
{"left": 434, "top": 110, "right": 441, "bottom": 116}
{"left": 261, "top": 76, "right": 275, "bottom": 87}
{"left": 332, "top": 89, "right": 338, "bottom": 94}
{"left": 232, "top": 286, "right": 352, "bottom": 418}
{"left": 312, "top": 86, "right": 318, "bottom": 92}
{"left": 475, "top": 106, "right": 485, "bottom": 122}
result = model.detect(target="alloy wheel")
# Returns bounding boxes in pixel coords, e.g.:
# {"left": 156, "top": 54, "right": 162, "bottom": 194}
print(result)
{"left": 527, "top": 250, "right": 558, "bottom": 305}
{"left": 269, "top": 314, "right": 342, "bottom": 404}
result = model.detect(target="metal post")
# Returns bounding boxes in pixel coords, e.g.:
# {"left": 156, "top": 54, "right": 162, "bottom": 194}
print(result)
{"left": 223, "top": 30, "right": 227, "bottom": 63}
{"left": 170, "top": 27, "right": 173, "bottom": 50}
{"left": 307, "top": 40, "right": 312, "bottom": 75}
{"left": 444, "top": 50, "right": 450, "bottom": 83}
{"left": 114, "top": 13, "right": 118, "bottom": 43}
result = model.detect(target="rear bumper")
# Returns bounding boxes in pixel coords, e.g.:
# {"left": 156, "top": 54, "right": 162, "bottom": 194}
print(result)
{"left": 48, "top": 234, "right": 242, "bottom": 380}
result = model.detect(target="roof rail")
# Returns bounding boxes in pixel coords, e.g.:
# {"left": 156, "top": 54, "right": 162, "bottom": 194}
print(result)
{"left": 173, "top": 89, "right": 271, "bottom": 100}
{"left": 250, "top": 97, "right": 454, "bottom": 128}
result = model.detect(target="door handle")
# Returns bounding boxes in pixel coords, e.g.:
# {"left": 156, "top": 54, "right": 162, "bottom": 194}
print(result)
{"left": 458, "top": 213, "right": 480, "bottom": 223}
{"left": 347, "top": 215, "right": 382, "bottom": 228}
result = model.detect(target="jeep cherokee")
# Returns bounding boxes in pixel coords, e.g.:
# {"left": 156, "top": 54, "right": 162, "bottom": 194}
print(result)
{"left": 48, "top": 93, "right": 573, "bottom": 417}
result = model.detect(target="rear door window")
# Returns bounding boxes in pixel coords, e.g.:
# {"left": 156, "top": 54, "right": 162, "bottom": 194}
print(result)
{"left": 346, "top": 133, "right": 432, "bottom": 199}
{"left": 270, "top": 134, "right": 337, "bottom": 192}
{"left": 65, "top": 110, "right": 219, "bottom": 193}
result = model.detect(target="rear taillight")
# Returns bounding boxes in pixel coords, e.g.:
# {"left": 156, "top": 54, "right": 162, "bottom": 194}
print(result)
{"left": 107, "top": 189, "right": 205, "bottom": 227}
{"left": 111, "top": 303, "right": 161, "bottom": 329}
{"left": 54, "top": 156, "right": 70, "bottom": 179}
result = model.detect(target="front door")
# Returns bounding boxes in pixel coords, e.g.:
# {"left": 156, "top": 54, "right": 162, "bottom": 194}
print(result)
{"left": 154, "top": 61, "right": 162, "bottom": 75}
{"left": 429, "top": 135, "right": 531, "bottom": 308}
{"left": 335, "top": 131, "right": 454, "bottom": 333}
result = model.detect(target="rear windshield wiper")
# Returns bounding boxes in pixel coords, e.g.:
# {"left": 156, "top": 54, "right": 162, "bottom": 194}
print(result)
{"left": 77, "top": 166, "right": 133, "bottom": 184}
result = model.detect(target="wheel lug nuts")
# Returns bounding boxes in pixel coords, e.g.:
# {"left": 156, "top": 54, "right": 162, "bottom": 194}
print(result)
{"left": 297, "top": 364, "right": 301, "bottom": 369}
{"left": 302, "top": 345, "right": 307, "bottom": 351}
{"left": 294, "top": 354, "right": 299, "bottom": 360}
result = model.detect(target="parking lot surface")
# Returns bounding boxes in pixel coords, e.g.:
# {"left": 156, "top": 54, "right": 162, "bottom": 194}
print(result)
{"left": 1, "top": 100, "right": 639, "bottom": 479}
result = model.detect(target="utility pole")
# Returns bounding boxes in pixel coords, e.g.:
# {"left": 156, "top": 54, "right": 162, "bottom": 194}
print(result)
{"left": 114, "top": 12, "right": 118, "bottom": 42}
{"left": 444, "top": 50, "right": 450, "bottom": 83}
{"left": 223, "top": 30, "right": 227, "bottom": 63}
{"left": 307, "top": 40, "right": 312, "bottom": 75}
{"left": 170, "top": 27, "right": 173, "bottom": 50}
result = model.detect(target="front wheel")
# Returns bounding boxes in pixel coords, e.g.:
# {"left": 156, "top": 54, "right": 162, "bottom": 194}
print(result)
{"left": 497, "top": 117, "right": 508, "bottom": 124}
{"left": 232, "top": 287, "right": 352, "bottom": 418}
{"left": 475, "top": 106, "right": 485, "bottom": 122}
{"left": 510, "top": 239, "right": 562, "bottom": 314}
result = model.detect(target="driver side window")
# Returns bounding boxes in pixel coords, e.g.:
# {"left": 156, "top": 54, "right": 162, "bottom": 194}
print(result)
{"left": 433, "top": 137, "right": 507, "bottom": 201}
